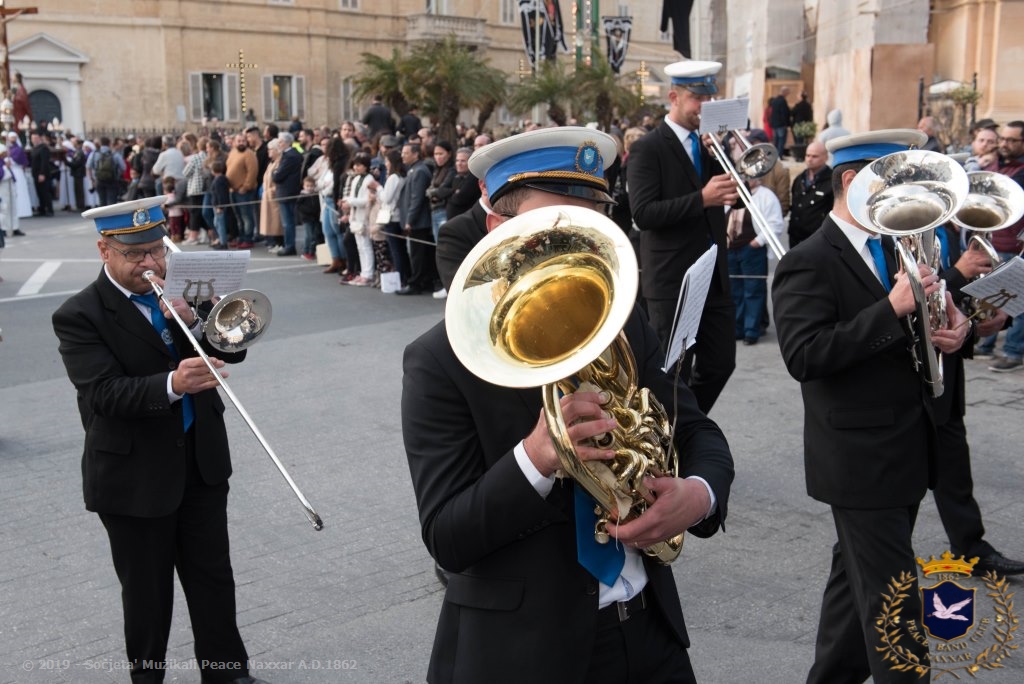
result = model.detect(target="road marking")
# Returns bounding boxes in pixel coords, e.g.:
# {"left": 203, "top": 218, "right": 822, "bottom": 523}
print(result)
{"left": 17, "top": 261, "right": 61, "bottom": 296}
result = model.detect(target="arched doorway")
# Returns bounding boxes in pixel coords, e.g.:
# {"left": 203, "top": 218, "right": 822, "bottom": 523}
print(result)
{"left": 29, "top": 90, "right": 62, "bottom": 129}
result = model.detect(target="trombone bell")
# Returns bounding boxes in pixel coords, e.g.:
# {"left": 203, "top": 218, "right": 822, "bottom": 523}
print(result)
{"left": 205, "top": 289, "right": 273, "bottom": 353}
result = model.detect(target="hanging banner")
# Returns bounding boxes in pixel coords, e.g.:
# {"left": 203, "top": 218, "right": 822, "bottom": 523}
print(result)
{"left": 602, "top": 16, "right": 633, "bottom": 74}
{"left": 660, "top": 0, "right": 695, "bottom": 58}
{"left": 518, "top": 0, "right": 569, "bottom": 67}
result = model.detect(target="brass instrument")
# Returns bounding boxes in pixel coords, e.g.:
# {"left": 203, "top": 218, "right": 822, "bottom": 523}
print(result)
{"left": 951, "top": 171, "right": 1024, "bottom": 318}
{"left": 703, "top": 126, "right": 788, "bottom": 261}
{"left": 847, "top": 150, "right": 970, "bottom": 398}
{"left": 446, "top": 205, "right": 683, "bottom": 563}
{"left": 144, "top": 238, "right": 324, "bottom": 530}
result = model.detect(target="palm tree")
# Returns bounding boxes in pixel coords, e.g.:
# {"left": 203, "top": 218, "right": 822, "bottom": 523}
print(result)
{"left": 507, "top": 60, "right": 579, "bottom": 127}
{"left": 353, "top": 49, "right": 411, "bottom": 118}
{"left": 402, "top": 37, "right": 508, "bottom": 144}
{"left": 574, "top": 59, "right": 641, "bottom": 132}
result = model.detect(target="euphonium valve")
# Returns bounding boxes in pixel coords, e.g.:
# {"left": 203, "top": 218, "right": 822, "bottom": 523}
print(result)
{"left": 446, "top": 205, "right": 684, "bottom": 564}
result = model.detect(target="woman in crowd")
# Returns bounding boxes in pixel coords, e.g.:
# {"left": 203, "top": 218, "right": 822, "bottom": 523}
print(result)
{"left": 311, "top": 135, "right": 350, "bottom": 274}
{"left": 426, "top": 140, "right": 454, "bottom": 241}
{"left": 338, "top": 152, "right": 375, "bottom": 286}
{"left": 260, "top": 138, "right": 284, "bottom": 250}
{"left": 379, "top": 148, "right": 409, "bottom": 288}
{"left": 182, "top": 135, "right": 213, "bottom": 246}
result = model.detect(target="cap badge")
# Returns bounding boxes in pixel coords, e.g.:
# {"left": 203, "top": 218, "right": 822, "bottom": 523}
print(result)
{"left": 575, "top": 141, "right": 602, "bottom": 177}
{"left": 132, "top": 208, "right": 150, "bottom": 227}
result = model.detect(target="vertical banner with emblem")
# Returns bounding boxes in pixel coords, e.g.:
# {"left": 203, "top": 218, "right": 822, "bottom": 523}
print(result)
{"left": 602, "top": 16, "right": 633, "bottom": 74}
{"left": 518, "top": 0, "right": 568, "bottom": 68}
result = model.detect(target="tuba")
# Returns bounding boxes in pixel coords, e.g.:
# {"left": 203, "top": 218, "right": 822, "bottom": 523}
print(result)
{"left": 847, "top": 150, "right": 970, "bottom": 398}
{"left": 446, "top": 205, "right": 683, "bottom": 564}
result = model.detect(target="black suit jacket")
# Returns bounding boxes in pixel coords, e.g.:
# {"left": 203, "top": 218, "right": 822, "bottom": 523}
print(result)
{"left": 400, "top": 160, "right": 433, "bottom": 230}
{"left": 272, "top": 147, "right": 303, "bottom": 199}
{"left": 402, "top": 307, "right": 733, "bottom": 683}
{"left": 627, "top": 121, "right": 729, "bottom": 300}
{"left": 52, "top": 269, "right": 245, "bottom": 518}
{"left": 772, "top": 218, "right": 934, "bottom": 509}
{"left": 436, "top": 201, "right": 488, "bottom": 291}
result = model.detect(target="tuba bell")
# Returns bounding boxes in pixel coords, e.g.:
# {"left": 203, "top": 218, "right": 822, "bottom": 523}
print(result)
{"left": 446, "top": 205, "right": 683, "bottom": 564}
{"left": 847, "top": 150, "right": 970, "bottom": 398}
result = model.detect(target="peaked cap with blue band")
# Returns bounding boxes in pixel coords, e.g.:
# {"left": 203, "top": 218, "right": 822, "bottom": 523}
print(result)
{"left": 467, "top": 127, "right": 618, "bottom": 205}
{"left": 82, "top": 196, "right": 169, "bottom": 245}
{"left": 826, "top": 129, "right": 929, "bottom": 167}
{"left": 665, "top": 60, "right": 721, "bottom": 95}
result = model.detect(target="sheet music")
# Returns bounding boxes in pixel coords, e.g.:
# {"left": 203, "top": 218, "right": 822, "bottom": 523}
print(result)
{"left": 662, "top": 245, "right": 718, "bottom": 372}
{"left": 961, "top": 257, "right": 1024, "bottom": 317}
{"left": 699, "top": 98, "right": 750, "bottom": 135}
{"left": 165, "top": 250, "right": 251, "bottom": 302}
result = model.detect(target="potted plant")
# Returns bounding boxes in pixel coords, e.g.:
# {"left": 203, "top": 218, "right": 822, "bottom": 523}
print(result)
{"left": 791, "top": 121, "right": 818, "bottom": 161}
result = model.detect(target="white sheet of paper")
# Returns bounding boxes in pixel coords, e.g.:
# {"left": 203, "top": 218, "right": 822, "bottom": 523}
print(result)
{"left": 662, "top": 245, "right": 718, "bottom": 372}
{"left": 961, "top": 256, "right": 1024, "bottom": 317}
{"left": 164, "top": 250, "right": 251, "bottom": 302}
{"left": 699, "top": 98, "right": 750, "bottom": 136}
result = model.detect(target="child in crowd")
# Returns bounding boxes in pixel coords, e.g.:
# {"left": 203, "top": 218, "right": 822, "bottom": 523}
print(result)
{"left": 162, "top": 177, "right": 185, "bottom": 242}
{"left": 296, "top": 175, "right": 322, "bottom": 262}
{"left": 210, "top": 160, "right": 230, "bottom": 250}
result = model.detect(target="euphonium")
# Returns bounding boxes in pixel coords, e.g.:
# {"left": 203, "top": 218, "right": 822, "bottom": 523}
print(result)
{"left": 950, "top": 171, "right": 1024, "bottom": 319}
{"left": 847, "top": 150, "right": 970, "bottom": 398}
{"left": 446, "top": 205, "right": 683, "bottom": 564}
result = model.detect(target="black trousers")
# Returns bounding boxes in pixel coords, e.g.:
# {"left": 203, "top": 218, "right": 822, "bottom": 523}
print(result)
{"left": 807, "top": 505, "right": 927, "bottom": 684}
{"left": 98, "top": 433, "right": 248, "bottom": 684}
{"left": 645, "top": 292, "right": 736, "bottom": 415}
{"left": 585, "top": 601, "right": 696, "bottom": 684}
{"left": 407, "top": 226, "right": 437, "bottom": 291}
{"left": 35, "top": 176, "right": 53, "bottom": 215}
{"left": 932, "top": 412, "right": 993, "bottom": 559}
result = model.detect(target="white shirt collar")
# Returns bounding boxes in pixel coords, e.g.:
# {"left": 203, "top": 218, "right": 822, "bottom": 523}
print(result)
{"left": 829, "top": 211, "right": 876, "bottom": 253}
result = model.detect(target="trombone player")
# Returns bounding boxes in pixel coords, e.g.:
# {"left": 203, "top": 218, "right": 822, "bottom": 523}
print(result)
{"left": 402, "top": 128, "right": 734, "bottom": 684}
{"left": 52, "top": 197, "right": 269, "bottom": 684}
{"left": 627, "top": 60, "right": 739, "bottom": 415}
{"left": 772, "top": 131, "right": 968, "bottom": 683}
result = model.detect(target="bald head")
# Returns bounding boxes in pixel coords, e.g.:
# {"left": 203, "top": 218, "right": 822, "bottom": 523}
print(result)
{"left": 804, "top": 141, "right": 827, "bottom": 173}
{"left": 917, "top": 117, "right": 937, "bottom": 136}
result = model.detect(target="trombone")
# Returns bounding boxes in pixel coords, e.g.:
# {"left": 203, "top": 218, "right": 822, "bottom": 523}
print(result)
{"left": 703, "top": 126, "right": 788, "bottom": 261}
{"left": 145, "top": 237, "right": 324, "bottom": 531}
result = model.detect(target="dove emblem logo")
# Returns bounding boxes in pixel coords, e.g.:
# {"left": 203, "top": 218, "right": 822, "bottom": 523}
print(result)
{"left": 922, "top": 582, "right": 975, "bottom": 641}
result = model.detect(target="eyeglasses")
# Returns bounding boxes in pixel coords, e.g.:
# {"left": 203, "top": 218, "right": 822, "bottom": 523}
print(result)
{"left": 105, "top": 242, "right": 170, "bottom": 263}
{"left": 998, "top": 136, "right": 1023, "bottom": 144}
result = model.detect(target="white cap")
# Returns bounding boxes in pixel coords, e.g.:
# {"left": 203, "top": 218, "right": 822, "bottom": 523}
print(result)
{"left": 664, "top": 60, "right": 722, "bottom": 94}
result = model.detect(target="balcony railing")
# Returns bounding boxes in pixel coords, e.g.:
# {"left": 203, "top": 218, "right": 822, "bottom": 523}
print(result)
{"left": 405, "top": 14, "right": 489, "bottom": 49}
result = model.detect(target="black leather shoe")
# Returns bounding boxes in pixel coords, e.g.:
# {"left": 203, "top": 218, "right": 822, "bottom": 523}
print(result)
{"left": 11, "top": 229, "right": 25, "bottom": 236}
{"left": 276, "top": 248, "right": 297, "bottom": 256}
{"left": 743, "top": 337, "right": 758, "bottom": 346}
{"left": 395, "top": 286, "right": 423, "bottom": 295}
{"left": 973, "top": 551, "right": 1024, "bottom": 576}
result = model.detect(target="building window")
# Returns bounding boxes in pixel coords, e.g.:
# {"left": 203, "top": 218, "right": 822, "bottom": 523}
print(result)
{"left": 660, "top": 31, "right": 672, "bottom": 43}
{"left": 339, "top": 0, "right": 359, "bottom": 9}
{"left": 500, "top": 0, "right": 517, "bottom": 24}
{"left": 262, "top": 74, "right": 306, "bottom": 122}
{"left": 426, "top": 0, "right": 448, "bottom": 14}
{"left": 341, "top": 78, "right": 356, "bottom": 123}
{"left": 618, "top": 4, "right": 629, "bottom": 15}
{"left": 188, "top": 72, "right": 240, "bottom": 122}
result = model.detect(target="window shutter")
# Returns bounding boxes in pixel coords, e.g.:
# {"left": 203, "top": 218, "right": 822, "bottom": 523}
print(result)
{"left": 189, "top": 73, "right": 203, "bottom": 121}
{"left": 294, "top": 75, "right": 306, "bottom": 120}
{"left": 225, "top": 73, "right": 240, "bottom": 122}
{"left": 263, "top": 75, "right": 274, "bottom": 122}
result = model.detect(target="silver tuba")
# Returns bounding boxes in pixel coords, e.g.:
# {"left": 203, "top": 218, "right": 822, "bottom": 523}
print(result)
{"left": 847, "top": 150, "right": 970, "bottom": 398}
{"left": 446, "top": 205, "right": 683, "bottom": 564}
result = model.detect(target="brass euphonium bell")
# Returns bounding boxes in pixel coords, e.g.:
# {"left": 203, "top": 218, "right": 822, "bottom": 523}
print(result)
{"left": 847, "top": 149, "right": 971, "bottom": 398}
{"left": 446, "top": 205, "right": 683, "bottom": 564}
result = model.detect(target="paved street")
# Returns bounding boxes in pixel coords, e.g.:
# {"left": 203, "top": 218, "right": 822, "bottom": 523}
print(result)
{"left": 1, "top": 214, "right": 1021, "bottom": 683}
